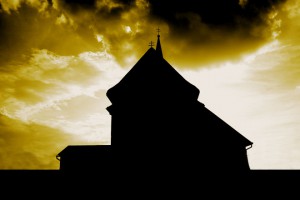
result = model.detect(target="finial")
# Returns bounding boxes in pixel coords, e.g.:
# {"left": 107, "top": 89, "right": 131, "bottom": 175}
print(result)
{"left": 157, "top": 27, "right": 160, "bottom": 37}
{"left": 149, "top": 41, "right": 155, "bottom": 48}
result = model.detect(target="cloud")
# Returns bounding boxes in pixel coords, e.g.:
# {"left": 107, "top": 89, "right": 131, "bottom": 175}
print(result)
{"left": 54, "top": 0, "right": 288, "bottom": 66}
{"left": 178, "top": 36, "right": 300, "bottom": 169}
{"left": 0, "top": 0, "right": 49, "bottom": 13}
{"left": 57, "top": 0, "right": 136, "bottom": 14}
{"left": 246, "top": 0, "right": 300, "bottom": 90}
{"left": 51, "top": 0, "right": 153, "bottom": 66}
{"left": 0, "top": 0, "right": 152, "bottom": 67}
{"left": 239, "top": 0, "right": 248, "bottom": 8}
{"left": 0, "top": 0, "right": 289, "bottom": 68}
{"left": 143, "top": 0, "right": 288, "bottom": 67}
{"left": 0, "top": 49, "right": 99, "bottom": 114}
{"left": 12, "top": 49, "right": 115, "bottom": 99}
{"left": 0, "top": 113, "right": 80, "bottom": 169}
{"left": 0, "top": 45, "right": 125, "bottom": 169}
{"left": 148, "top": 0, "right": 285, "bottom": 32}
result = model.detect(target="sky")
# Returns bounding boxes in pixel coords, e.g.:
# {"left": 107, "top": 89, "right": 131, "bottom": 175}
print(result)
{"left": 0, "top": 0, "right": 299, "bottom": 169}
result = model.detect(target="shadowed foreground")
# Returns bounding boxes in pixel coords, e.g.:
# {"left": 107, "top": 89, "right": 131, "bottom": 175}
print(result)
{"left": 0, "top": 169, "right": 299, "bottom": 192}
{"left": 0, "top": 170, "right": 299, "bottom": 181}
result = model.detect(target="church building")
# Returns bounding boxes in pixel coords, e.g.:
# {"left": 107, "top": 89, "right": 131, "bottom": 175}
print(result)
{"left": 57, "top": 30, "right": 253, "bottom": 174}
{"left": 106, "top": 30, "right": 253, "bottom": 173}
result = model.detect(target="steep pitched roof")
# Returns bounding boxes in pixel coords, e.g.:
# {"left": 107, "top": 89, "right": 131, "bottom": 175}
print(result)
{"left": 107, "top": 47, "right": 200, "bottom": 105}
{"left": 198, "top": 103, "right": 253, "bottom": 147}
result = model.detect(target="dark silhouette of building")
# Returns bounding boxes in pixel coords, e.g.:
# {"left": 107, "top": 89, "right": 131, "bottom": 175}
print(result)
{"left": 57, "top": 30, "right": 253, "bottom": 175}
{"left": 56, "top": 145, "right": 111, "bottom": 171}
{"left": 106, "top": 31, "right": 253, "bottom": 173}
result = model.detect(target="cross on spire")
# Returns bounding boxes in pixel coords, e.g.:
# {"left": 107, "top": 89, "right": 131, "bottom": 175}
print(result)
{"left": 149, "top": 41, "right": 155, "bottom": 48}
{"left": 157, "top": 27, "right": 160, "bottom": 37}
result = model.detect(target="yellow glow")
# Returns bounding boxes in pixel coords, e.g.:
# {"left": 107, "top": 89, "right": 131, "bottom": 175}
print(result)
{"left": 123, "top": 25, "right": 132, "bottom": 33}
{"left": 96, "top": 34, "right": 104, "bottom": 43}
{"left": 243, "top": 40, "right": 280, "bottom": 63}
{"left": 0, "top": 0, "right": 21, "bottom": 13}
{"left": 96, "top": 0, "right": 123, "bottom": 11}
{"left": 239, "top": 0, "right": 248, "bottom": 8}
{"left": 0, "top": 0, "right": 299, "bottom": 169}
{"left": 56, "top": 14, "right": 67, "bottom": 25}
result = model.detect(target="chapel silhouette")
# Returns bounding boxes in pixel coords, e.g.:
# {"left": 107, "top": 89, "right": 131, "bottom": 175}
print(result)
{"left": 57, "top": 30, "right": 253, "bottom": 174}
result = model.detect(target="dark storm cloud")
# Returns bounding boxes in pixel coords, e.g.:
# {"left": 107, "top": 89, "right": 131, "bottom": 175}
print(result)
{"left": 150, "top": 0, "right": 240, "bottom": 27}
{"left": 60, "top": 0, "right": 96, "bottom": 13}
{"left": 59, "top": 0, "right": 136, "bottom": 17}
{"left": 148, "top": 0, "right": 286, "bottom": 33}
{"left": 131, "top": 0, "right": 287, "bottom": 67}
{"left": 0, "top": 0, "right": 289, "bottom": 67}
{"left": 61, "top": 0, "right": 136, "bottom": 8}
{"left": 64, "top": 0, "right": 96, "bottom": 7}
{"left": 49, "top": 0, "right": 288, "bottom": 67}
{"left": 0, "top": 3, "right": 101, "bottom": 67}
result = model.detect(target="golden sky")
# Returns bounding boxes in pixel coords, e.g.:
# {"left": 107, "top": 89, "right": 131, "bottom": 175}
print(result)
{"left": 0, "top": 0, "right": 299, "bottom": 169}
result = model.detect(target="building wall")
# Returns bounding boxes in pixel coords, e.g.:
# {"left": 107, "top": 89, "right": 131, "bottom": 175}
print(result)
{"left": 110, "top": 100, "right": 251, "bottom": 173}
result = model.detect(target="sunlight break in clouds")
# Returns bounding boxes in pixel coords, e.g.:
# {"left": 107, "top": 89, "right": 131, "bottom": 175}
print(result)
{"left": 180, "top": 33, "right": 300, "bottom": 169}
{"left": 0, "top": 49, "right": 126, "bottom": 143}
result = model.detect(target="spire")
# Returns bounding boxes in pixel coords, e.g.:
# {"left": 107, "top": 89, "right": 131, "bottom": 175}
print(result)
{"left": 156, "top": 28, "right": 163, "bottom": 58}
